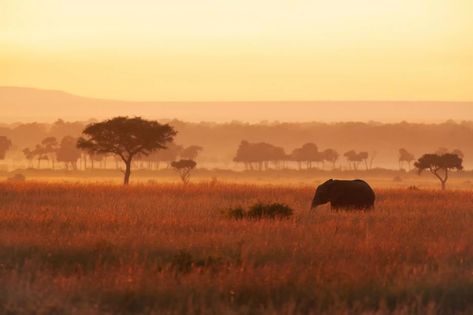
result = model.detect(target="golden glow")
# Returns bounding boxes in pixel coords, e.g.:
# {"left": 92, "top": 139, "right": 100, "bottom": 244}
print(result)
{"left": 1, "top": 0, "right": 472, "bottom": 101}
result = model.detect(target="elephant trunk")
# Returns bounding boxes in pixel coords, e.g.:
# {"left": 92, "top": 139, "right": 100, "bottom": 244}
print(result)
{"left": 311, "top": 197, "right": 320, "bottom": 209}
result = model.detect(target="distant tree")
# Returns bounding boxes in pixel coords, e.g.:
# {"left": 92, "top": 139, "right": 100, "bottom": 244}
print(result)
{"left": 0, "top": 136, "right": 12, "bottom": 160}
{"left": 171, "top": 159, "right": 197, "bottom": 184}
{"left": 56, "top": 136, "right": 81, "bottom": 170}
{"left": 234, "top": 141, "right": 286, "bottom": 170}
{"left": 88, "top": 153, "right": 107, "bottom": 169}
{"left": 358, "top": 151, "right": 369, "bottom": 170}
{"left": 398, "top": 148, "right": 415, "bottom": 170}
{"left": 290, "top": 143, "right": 320, "bottom": 169}
{"left": 344, "top": 150, "right": 369, "bottom": 170}
{"left": 77, "top": 117, "right": 176, "bottom": 184}
{"left": 234, "top": 140, "right": 253, "bottom": 170}
{"left": 268, "top": 145, "right": 287, "bottom": 169}
{"left": 50, "top": 119, "right": 85, "bottom": 139}
{"left": 180, "top": 145, "right": 203, "bottom": 160}
{"left": 41, "top": 136, "right": 58, "bottom": 168}
{"left": 32, "top": 144, "right": 49, "bottom": 168}
{"left": 150, "top": 142, "right": 183, "bottom": 169}
{"left": 414, "top": 153, "right": 463, "bottom": 190}
{"left": 321, "top": 148, "right": 339, "bottom": 169}
{"left": 22, "top": 148, "right": 35, "bottom": 167}
{"left": 369, "top": 151, "right": 377, "bottom": 169}
{"left": 344, "top": 150, "right": 359, "bottom": 170}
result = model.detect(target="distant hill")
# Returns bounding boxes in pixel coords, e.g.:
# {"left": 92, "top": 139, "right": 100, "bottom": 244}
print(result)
{"left": 1, "top": 86, "right": 472, "bottom": 123}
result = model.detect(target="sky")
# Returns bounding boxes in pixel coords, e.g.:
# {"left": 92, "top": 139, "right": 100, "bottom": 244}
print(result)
{"left": 1, "top": 0, "right": 472, "bottom": 101}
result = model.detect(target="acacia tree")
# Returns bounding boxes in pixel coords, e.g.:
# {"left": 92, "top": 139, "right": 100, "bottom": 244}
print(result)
{"left": 414, "top": 153, "right": 463, "bottom": 190}
{"left": 77, "top": 117, "right": 176, "bottom": 184}
{"left": 171, "top": 159, "right": 197, "bottom": 184}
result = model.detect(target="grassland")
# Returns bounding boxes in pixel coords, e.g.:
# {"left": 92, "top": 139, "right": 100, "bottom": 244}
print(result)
{"left": 0, "top": 182, "right": 473, "bottom": 314}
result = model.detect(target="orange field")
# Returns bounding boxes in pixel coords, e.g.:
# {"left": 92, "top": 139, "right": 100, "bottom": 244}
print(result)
{"left": 1, "top": 182, "right": 473, "bottom": 314}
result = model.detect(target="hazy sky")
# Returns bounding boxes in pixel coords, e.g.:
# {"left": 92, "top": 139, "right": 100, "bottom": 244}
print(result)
{"left": 1, "top": 0, "right": 472, "bottom": 101}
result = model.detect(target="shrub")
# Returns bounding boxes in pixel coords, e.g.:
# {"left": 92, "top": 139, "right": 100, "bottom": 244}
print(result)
{"left": 226, "top": 203, "right": 293, "bottom": 220}
{"left": 226, "top": 207, "right": 245, "bottom": 220}
{"left": 247, "top": 203, "right": 293, "bottom": 219}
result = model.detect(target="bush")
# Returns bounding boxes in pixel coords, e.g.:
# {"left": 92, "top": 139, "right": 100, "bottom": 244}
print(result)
{"left": 247, "top": 203, "right": 293, "bottom": 219}
{"left": 226, "top": 207, "right": 245, "bottom": 220}
{"left": 226, "top": 203, "right": 293, "bottom": 220}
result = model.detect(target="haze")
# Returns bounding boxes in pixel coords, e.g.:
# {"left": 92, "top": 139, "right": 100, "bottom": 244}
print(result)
{"left": 1, "top": 0, "right": 472, "bottom": 112}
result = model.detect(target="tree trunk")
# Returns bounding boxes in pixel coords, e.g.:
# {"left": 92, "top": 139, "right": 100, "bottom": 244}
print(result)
{"left": 433, "top": 168, "right": 448, "bottom": 191}
{"left": 124, "top": 160, "right": 132, "bottom": 185}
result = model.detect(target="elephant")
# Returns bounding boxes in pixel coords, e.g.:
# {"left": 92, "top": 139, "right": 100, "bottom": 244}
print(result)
{"left": 311, "top": 179, "right": 375, "bottom": 210}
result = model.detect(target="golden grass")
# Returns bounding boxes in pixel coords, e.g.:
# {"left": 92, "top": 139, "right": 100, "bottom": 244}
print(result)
{"left": 0, "top": 182, "right": 473, "bottom": 314}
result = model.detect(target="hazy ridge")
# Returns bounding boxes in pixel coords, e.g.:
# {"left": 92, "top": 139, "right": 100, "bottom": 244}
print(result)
{"left": 1, "top": 86, "right": 472, "bottom": 123}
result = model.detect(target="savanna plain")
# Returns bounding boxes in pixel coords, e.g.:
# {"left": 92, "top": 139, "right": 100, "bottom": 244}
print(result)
{"left": 1, "top": 182, "right": 473, "bottom": 314}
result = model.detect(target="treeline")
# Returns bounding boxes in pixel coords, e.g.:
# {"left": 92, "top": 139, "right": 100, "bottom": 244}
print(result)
{"left": 234, "top": 141, "right": 343, "bottom": 170}
{"left": 1, "top": 119, "right": 472, "bottom": 168}
{"left": 15, "top": 136, "right": 203, "bottom": 171}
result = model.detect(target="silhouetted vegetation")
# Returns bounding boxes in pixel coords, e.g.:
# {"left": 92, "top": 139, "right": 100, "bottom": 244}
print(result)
{"left": 398, "top": 148, "right": 415, "bottom": 170}
{"left": 344, "top": 150, "right": 370, "bottom": 170}
{"left": 171, "top": 159, "right": 197, "bottom": 184}
{"left": 77, "top": 117, "right": 176, "bottom": 184}
{"left": 56, "top": 136, "right": 81, "bottom": 170}
{"left": 415, "top": 153, "right": 463, "bottom": 190}
{"left": 1, "top": 120, "right": 472, "bottom": 173}
{"left": 180, "top": 145, "right": 203, "bottom": 160}
{"left": 234, "top": 141, "right": 340, "bottom": 171}
{"left": 234, "top": 141, "right": 286, "bottom": 170}
{"left": 226, "top": 203, "right": 293, "bottom": 220}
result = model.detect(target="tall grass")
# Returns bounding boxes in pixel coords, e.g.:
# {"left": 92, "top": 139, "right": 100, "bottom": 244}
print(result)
{"left": 0, "top": 182, "right": 472, "bottom": 314}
